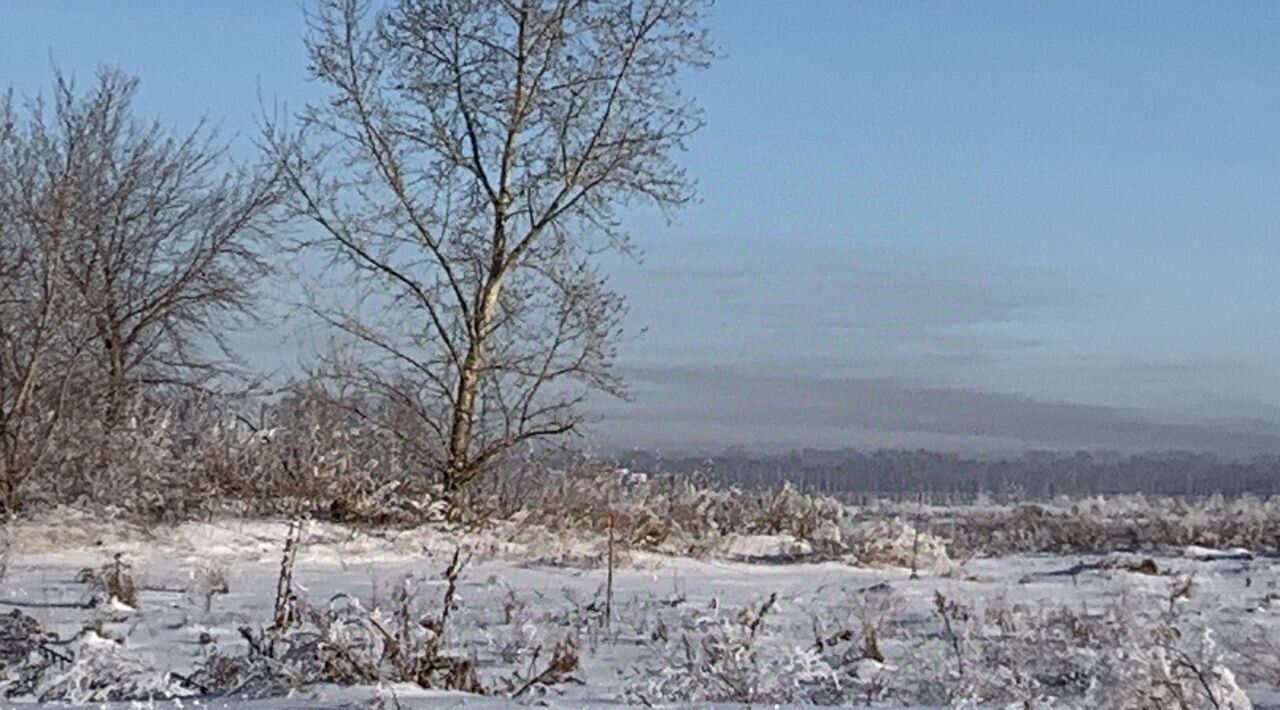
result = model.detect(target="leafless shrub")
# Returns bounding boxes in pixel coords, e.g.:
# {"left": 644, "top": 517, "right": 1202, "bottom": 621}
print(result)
{"left": 845, "top": 517, "right": 951, "bottom": 569}
{"left": 509, "top": 637, "right": 581, "bottom": 699}
{"left": 76, "top": 553, "right": 139, "bottom": 609}
{"left": 34, "top": 635, "right": 191, "bottom": 704}
{"left": 811, "top": 589, "right": 904, "bottom": 668}
{"left": 0, "top": 609, "right": 67, "bottom": 698}
{"left": 189, "top": 562, "right": 230, "bottom": 614}
{"left": 197, "top": 545, "right": 489, "bottom": 698}
{"left": 3, "top": 410, "right": 872, "bottom": 575}
{"left": 627, "top": 592, "right": 840, "bottom": 705}
{"left": 933, "top": 591, "right": 970, "bottom": 682}
{"left": 796, "top": 588, "right": 907, "bottom": 704}
{"left": 272, "top": 520, "right": 302, "bottom": 634}
{"left": 8, "top": 381, "right": 453, "bottom": 523}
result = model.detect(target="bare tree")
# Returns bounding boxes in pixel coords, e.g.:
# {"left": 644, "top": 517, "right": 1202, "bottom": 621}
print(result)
{"left": 0, "top": 69, "right": 285, "bottom": 510}
{"left": 267, "top": 0, "right": 712, "bottom": 492}
{"left": 0, "top": 90, "right": 91, "bottom": 510}
{"left": 46, "top": 69, "right": 285, "bottom": 424}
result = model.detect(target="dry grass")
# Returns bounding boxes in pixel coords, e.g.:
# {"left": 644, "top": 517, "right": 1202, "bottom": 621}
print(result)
{"left": 877, "top": 495, "right": 1280, "bottom": 556}
{"left": 195, "top": 543, "right": 491, "bottom": 698}
{"left": 505, "top": 464, "right": 846, "bottom": 557}
{"left": 11, "top": 399, "right": 1280, "bottom": 567}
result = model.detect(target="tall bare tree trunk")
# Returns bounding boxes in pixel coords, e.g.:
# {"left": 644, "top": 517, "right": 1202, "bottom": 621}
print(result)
{"left": 445, "top": 277, "right": 503, "bottom": 492}
{"left": 105, "top": 339, "right": 128, "bottom": 427}
{"left": 446, "top": 359, "right": 479, "bottom": 493}
{"left": 0, "top": 449, "right": 15, "bottom": 514}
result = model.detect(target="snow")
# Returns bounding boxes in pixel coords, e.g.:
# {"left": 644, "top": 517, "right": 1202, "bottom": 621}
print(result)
{"left": 3, "top": 515, "right": 1279, "bottom": 707}
{"left": 721, "top": 533, "right": 812, "bottom": 559}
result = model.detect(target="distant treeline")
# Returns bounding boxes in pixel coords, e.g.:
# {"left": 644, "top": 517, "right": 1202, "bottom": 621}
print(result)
{"left": 613, "top": 449, "right": 1280, "bottom": 501}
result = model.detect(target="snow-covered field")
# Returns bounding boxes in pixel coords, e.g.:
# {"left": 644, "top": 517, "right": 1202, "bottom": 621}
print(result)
{"left": 3, "top": 515, "right": 1278, "bottom": 708}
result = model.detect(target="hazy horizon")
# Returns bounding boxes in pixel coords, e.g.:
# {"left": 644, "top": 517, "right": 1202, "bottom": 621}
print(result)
{"left": 5, "top": 1, "right": 1280, "bottom": 456}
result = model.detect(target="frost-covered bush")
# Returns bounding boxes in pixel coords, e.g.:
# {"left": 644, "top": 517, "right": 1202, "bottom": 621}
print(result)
{"left": 1093, "top": 626, "right": 1250, "bottom": 710}
{"left": 1226, "top": 617, "right": 1280, "bottom": 688}
{"left": 0, "top": 609, "right": 57, "bottom": 698}
{"left": 12, "top": 390, "right": 452, "bottom": 525}
{"left": 35, "top": 633, "right": 191, "bottom": 704}
{"left": 626, "top": 593, "right": 844, "bottom": 704}
{"left": 0, "top": 609, "right": 191, "bottom": 704}
{"left": 197, "top": 575, "right": 485, "bottom": 697}
{"left": 843, "top": 517, "right": 951, "bottom": 570}
{"left": 626, "top": 576, "right": 1255, "bottom": 708}
{"left": 893, "top": 586, "right": 1253, "bottom": 709}
{"left": 625, "top": 586, "right": 911, "bottom": 705}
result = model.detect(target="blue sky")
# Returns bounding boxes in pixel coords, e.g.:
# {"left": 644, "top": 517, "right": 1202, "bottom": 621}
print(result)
{"left": 4, "top": 1, "right": 1280, "bottom": 454}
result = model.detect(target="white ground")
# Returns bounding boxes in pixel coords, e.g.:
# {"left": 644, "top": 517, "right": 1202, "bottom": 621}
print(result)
{"left": 3, "top": 517, "right": 1279, "bottom": 708}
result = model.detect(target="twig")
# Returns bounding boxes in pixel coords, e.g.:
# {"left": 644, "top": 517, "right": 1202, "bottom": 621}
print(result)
{"left": 272, "top": 519, "right": 302, "bottom": 633}
{"left": 605, "top": 511, "right": 615, "bottom": 629}
{"left": 511, "top": 639, "right": 581, "bottom": 698}
{"left": 744, "top": 592, "right": 777, "bottom": 642}
{"left": 438, "top": 546, "right": 468, "bottom": 636}
{"left": 910, "top": 491, "right": 923, "bottom": 579}
{"left": 1168, "top": 645, "right": 1221, "bottom": 709}
{"left": 0, "top": 599, "right": 95, "bottom": 610}
{"left": 934, "top": 591, "right": 965, "bottom": 678}
{"left": 167, "top": 670, "right": 210, "bottom": 695}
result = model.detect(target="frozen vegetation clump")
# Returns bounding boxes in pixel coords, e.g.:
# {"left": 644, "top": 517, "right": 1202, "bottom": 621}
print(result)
{"left": 621, "top": 574, "right": 1258, "bottom": 708}
{"left": 627, "top": 598, "right": 839, "bottom": 704}
{"left": 0, "top": 609, "right": 192, "bottom": 703}
{"left": 33, "top": 633, "right": 192, "bottom": 704}
{"left": 75, "top": 553, "right": 139, "bottom": 608}
{"left": 843, "top": 516, "right": 952, "bottom": 569}
{"left": 188, "top": 539, "right": 585, "bottom": 702}
{"left": 198, "top": 571, "right": 486, "bottom": 697}
{"left": 882, "top": 494, "right": 1280, "bottom": 557}
{"left": 9, "top": 466, "right": 1280, "bottom": 707}
{"left": 626, "top": 588, "right": 906, "bottom": 705}
{"left": 0, "top": 609, "right": 57, "bottom": 698}
{"left": 901, "top": 586, "right": 1252, "bottom": 709}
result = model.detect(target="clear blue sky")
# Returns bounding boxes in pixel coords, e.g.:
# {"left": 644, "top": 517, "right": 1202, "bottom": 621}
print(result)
{"left": 4, "top": 1, "right": 1280, "bottom": 454}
